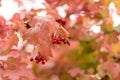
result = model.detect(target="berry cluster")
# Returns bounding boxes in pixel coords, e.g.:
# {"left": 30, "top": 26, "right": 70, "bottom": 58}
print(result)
{"left": 30, "top": 54, "right": 46, "bottom": 64}
{"left": 51, "top": 33, "right": 70, "bottom": 45}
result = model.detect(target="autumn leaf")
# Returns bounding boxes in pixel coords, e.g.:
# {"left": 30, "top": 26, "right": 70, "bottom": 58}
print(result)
{"left": 68, "top": 67, "right": 84, "bottom": 77}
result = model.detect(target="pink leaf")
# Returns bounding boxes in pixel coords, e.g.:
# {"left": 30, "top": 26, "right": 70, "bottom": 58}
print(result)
{"left": 0, "top": 49, "right": 20, "bottom": 61}
{"left": 103, "top": 62, "right": 120, "bottom": 80}
{"left": 68, "top": 67, "right": 84, "bottom": 77}
{"left": 3, "top": 69, "right": 34, "bottom": 80}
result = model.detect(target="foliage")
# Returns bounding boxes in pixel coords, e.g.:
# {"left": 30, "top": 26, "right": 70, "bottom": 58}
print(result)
{"left": 0, "top": 0, "right": 120, "bottom": 80}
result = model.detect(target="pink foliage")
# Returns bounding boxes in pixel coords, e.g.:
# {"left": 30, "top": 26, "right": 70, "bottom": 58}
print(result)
{"left": 3, "top": 69, "right": 34, "bottom": 80}
{"left": 68, "top": 67, "right": 84, "bottom": 77}
{"left": 103, "top": 62, "right": 120, "bottom": 80}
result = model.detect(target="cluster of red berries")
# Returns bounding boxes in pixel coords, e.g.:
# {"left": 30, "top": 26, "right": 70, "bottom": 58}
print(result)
{"left": 51, "top": 33, "right": 70, "bottom": 45}
{"left": 30, "top": 54, "right": 46, "bottom": 64}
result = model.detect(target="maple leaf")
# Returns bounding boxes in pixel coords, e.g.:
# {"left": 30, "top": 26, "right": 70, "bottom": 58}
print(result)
{"left": 23, "top": 15, "right": 69, "bottom": 60}
{"left": 23, "top": 16, "right": 56, "bottom": 60}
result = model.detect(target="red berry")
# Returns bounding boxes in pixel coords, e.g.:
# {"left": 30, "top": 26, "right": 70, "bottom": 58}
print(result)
{"left": 36, "top": 60, "right": 40, "bottom": 64}
{"left": 42, "top": 61, "right": 45, "bottom": 64}
{"left": 63, "top": 40, "right": 67, "bottom": 44}
{"left": 60, "top": 37, "right": 65, "bottom": 41}
{"left": 30, "top": 57, "right": 33, "bottom": 62}
{"left": 52, "top": 39, "right": 57, "bottom": 44}
{"left": 51, "top": 33, "right": 69, "bottom": 45}
{"left": 35, "top": 56, "right": 38, "bottom": 60}
{"left": 56, "top": 40, "right": 61, "bottom": 44}
{"left": 38, "top": 57, "right": 42, "bottom": 61}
